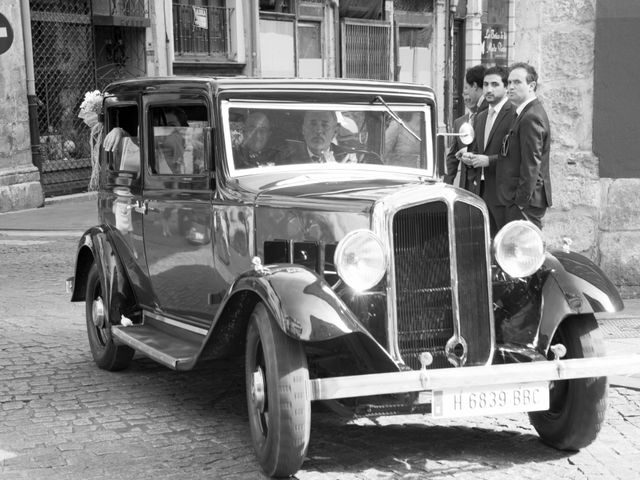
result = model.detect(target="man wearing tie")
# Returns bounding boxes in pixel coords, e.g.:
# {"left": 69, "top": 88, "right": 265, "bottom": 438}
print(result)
{"left": 281, "top": 110, "right": 363, "bottom": 164}
{"left": 461, "top": 66, "right": 515, "bottom": 235}
{"left": 498, "top": 62, "right": 552, "bottom": 230}
{"left": 444, "top": 64, "right": 488, "bottom": 187}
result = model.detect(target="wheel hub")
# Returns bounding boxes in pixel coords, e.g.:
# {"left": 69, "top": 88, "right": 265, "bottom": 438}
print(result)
{"left": 92, "top": 297, "right": 106, "bottom": 328}
{"left": 251, "top": 366, "right": 266, "bottom": 412}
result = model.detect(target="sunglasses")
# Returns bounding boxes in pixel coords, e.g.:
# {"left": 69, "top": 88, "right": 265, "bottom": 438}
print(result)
{"left": 500, "top": 130, "right": 513, "bottom": 157}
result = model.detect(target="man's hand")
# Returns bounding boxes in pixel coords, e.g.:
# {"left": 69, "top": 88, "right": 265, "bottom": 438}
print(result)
{"left": 460, "top": 153, "right": 489, "bottom": 168}
{"left": 103, "top": 127, "right": 126, "bottom": 152}
{"left": 454, "top": 147, "right": 467, "bottom": 160}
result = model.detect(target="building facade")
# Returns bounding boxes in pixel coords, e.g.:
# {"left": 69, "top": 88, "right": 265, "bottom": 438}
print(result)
{"left": 0, "top": 0, "right": 638, "bottom": 296}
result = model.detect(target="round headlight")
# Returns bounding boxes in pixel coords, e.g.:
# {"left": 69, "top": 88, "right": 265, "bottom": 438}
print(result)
{"left": 334, "top": 229, "right": 386, "bottom": 291}
{"left": 493, "top": 220, "right": 545, "bottom": 278}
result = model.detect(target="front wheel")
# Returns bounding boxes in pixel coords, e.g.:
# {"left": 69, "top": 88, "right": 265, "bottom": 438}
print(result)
{"left": 85, "top": 262, "right": 134, "bottom": 371}
{"left": 245, "top": 303, "right": 311, "bottom": 478}
{"left": 528, "top": 314, "right": 608, "bottom": 450}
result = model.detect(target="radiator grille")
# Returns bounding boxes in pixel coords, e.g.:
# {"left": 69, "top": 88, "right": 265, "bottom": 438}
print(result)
{"left": 454, "top": 202, "right": 492, "bottom": 364}
{"left": 393, "top": 201, "right": 491, "bottom": 370}
{"left": 393, "top": 202, "right": 453, "bottom": 369}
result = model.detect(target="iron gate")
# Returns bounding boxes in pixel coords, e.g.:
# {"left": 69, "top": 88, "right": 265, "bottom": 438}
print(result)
{"left": 31, "top": 0, "right": 96, "bottom": 197}
{"left": 341, "top": 18, "right": 392, "bottom": 80}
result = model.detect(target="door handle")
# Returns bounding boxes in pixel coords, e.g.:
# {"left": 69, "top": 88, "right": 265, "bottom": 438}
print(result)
{"left": 133, "top": 199, "right": 149, "bottom": 215}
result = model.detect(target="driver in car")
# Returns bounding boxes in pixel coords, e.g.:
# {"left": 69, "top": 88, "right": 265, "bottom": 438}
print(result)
{"left": 280, "top": 110, "right": 376, "bottom": 164}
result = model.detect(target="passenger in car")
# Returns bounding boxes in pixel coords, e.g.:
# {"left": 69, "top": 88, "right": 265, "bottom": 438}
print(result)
{"left": 280, "top": 110, "right": 360, "bottom": 164}
{"left": 233, "top": 112, "right": 278, "bottom": 168}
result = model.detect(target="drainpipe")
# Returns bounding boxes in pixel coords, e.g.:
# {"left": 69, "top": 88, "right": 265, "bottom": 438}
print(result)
{"left": 251, "top": 0, "right": 259, "bottom": 77}
{"left": 20, "top": 0, "right": 42, "bottom": 172}
{"left": 329, "top": 0, "right": 339, "bottom": 77}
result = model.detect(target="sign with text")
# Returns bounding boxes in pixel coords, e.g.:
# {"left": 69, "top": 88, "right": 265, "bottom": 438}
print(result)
{"left": 481, "top": 0, "right": 508, "bottom": 66}
{"left": 193, "top": 7, "right": 208, "bottom": 29}
{"left": 0, "top": 14, "right": 14, "bottom": 55}
{"left": 481, "top": 24, "right": 508, "bottom": 66}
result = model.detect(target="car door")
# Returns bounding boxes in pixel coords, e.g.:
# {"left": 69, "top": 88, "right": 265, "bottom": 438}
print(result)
{"left": 100, "top": 97, "right": 153, "bottom": 302}
{"left": 141, "top": 92, "right": 220, "bottom": 325}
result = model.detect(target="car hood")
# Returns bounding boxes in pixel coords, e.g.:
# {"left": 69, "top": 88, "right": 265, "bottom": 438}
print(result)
{"left": 248, "top": 170, "right": 437, "bottom": 210}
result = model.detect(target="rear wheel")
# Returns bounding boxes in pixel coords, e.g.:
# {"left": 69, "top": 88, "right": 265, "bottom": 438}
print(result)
{"left": 245, "top": 303, "right": 311, "bottom": 477}
{"left": 528, "top": 314, "right": 608, "bottom": 450}
{"left": 85, "top": 262, "right": 134, "bottom": 371}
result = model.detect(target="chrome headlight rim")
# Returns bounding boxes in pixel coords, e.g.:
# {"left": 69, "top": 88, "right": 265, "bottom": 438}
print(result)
{"left": 334, "top": 229, "right": 387, "bottom": 292}
{"left": 493, "top": 220, "right": 545, "bottom": 278}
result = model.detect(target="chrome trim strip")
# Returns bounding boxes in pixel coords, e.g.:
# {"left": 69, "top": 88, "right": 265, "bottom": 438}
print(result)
{"left": 309, "top": 354, "right": 640, "bottom": 401}
{"left": 447, "top": 194, "right": 462, "bottom": 360}
{"left": 221, "top": 100, "right": 435, "bottom": 177}
{"left": 143, "top": 311, "right": 208, "bottom": 336}
{"left": 371, "top": 183, "right": 494, "bottom": 366}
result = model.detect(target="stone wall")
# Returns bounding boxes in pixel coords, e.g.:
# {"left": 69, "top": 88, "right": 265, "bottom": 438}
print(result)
{"left": 511, "top": 0, "right": 639, "bottom": 298}
{"left": 0, "top": 2, "right": 43, "bottom": 212}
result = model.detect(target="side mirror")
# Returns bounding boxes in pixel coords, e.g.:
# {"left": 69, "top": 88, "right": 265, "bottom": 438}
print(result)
{"left": 458, "top": 122, "right": 475, "bottom": 145}
{"left": 436, "top": 121, "right": 475, "bottom": 145}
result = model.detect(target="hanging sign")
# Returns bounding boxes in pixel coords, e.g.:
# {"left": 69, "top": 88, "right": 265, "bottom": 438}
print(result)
{"left": 193, "top": 7, "right": 208, "bottom": 29}
{"left": 481, "top": 0, "right": 509, "bottom": 66}
{"left": 0, "top": 14, "right": 14, "bottom": 55}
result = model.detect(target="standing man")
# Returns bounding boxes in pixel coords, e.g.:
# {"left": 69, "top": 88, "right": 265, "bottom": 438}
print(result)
{"left": 444, "top": 65, "right": 488, "bottom": 187}
{"left": 497, "top": 62, "right": 552, "bottom": 229}
{"left": 461, "top": 66, "right": 515, "bottom": 234}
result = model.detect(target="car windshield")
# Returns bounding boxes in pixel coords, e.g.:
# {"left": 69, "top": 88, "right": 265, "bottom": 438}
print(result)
{"left": 222, "top": 101, "right": 434, "bottom": 176}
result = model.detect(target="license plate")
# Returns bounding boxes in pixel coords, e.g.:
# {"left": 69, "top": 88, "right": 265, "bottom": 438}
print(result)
{"left": 431, "top": 381, "right": 549, "bottom": 418}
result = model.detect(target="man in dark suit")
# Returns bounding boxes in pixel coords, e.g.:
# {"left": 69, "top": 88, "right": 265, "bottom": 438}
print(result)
{"left": 280, "top": 110, "right": 360, "bottom": 164}
{"left": 461, "top": 66, "right": 515, "bottom": 235}
{"left": 444, "top": 64, "right": 488, "bottom": 187}
{"left": 497, "top": 62, "right": 552, "bottom": 229}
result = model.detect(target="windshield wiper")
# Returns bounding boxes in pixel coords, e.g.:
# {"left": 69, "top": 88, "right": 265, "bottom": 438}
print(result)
{"left": 373, "top": 95, "right": 422, "bottom": 142}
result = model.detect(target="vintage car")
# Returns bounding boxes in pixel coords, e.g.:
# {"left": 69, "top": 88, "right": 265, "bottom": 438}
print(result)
{"left": 68, "top": 77, "right": 640, "bottom": 477}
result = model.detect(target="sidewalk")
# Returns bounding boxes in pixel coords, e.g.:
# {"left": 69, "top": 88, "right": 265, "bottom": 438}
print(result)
{"left": 0, "top": 192, "right": 97, "bottom": 236}
{"left": 1, "top": 193, "right": 639, "bottom": 388}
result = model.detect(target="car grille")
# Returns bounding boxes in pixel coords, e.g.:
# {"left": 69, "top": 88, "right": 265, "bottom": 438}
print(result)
{"left": 392, "top": 200, "right": 491, "bottom": 370}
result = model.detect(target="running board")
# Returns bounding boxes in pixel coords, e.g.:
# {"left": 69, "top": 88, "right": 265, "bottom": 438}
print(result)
{"left": 111, "top": 323, "right": 201, "bottom": 370}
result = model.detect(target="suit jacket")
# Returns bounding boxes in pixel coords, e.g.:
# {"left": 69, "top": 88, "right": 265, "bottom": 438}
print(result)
{"left": 470, "top": 100, "right": 516, "bottom": 206}
{"left": 233, "top": 145, "right": 279, "bottom": 169}
{"left": 496, "top": 98, "right": 552, "bottom": 209}
{"left": 278, "top": 140, "right": 361, "bottom": 164}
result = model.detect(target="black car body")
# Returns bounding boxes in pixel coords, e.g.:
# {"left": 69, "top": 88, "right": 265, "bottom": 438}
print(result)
{"left": 69, "top": 77, "right": 639, "bottom": 477}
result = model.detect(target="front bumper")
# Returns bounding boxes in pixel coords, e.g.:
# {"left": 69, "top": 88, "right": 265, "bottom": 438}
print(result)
{"left": 309, "top": 354, "right": 640, "bottom": 401}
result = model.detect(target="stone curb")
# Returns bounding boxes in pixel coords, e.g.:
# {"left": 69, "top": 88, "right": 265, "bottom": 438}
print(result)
{"left": 45, "top": 191, "right": 97, "bottom": 205}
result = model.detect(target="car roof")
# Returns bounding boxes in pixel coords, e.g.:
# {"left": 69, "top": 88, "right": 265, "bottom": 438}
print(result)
{"left": 103, "top": 76, "right": 435, "bottom": 101}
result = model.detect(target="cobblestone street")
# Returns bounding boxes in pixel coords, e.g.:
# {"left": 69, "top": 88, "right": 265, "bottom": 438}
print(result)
{"left": 1, "top": 234, "right": 639, "bottom": 480}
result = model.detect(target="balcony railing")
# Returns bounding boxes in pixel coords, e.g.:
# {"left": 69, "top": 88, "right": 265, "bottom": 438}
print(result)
{"left": 173, "top": 3, "right": 233, "bottom": 59}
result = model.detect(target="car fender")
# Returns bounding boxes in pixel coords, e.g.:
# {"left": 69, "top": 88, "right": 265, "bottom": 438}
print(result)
{"left": 536, "top": 250, "right": 623, "bottom": 354}
{"left": 229, "top": 264, "right": 374, "bottom": 342}
{"left": 212, "top": 264, "right": 399, "bottom": 373}
{"left": 70, "top": 226, "right": 142, "bottom": 323}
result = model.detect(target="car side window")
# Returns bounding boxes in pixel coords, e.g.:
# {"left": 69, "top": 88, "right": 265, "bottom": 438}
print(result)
{"left": 105, "top": 104, "right": 140, "bottom": 174}
{"left": 149, "top": 104, "right": 208, "bottom": 175}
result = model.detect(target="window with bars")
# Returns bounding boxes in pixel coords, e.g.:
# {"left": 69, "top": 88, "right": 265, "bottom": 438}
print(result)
{"left": 173, "top": 1, "right": 233, "bottom": 59}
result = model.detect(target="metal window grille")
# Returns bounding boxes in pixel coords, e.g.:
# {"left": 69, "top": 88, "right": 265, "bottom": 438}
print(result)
{"left": 173, "top": 3, "right": 233, "bottom": 58}
{"left": 31, "top": 0, "right": 96, "bottom": 196}
{"left": 341, "top": 19, "right": 391, "bottom": 80}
